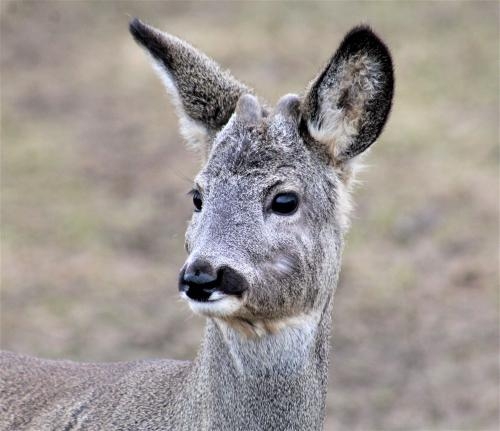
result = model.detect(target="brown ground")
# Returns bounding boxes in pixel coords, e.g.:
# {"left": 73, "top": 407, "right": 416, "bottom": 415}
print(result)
{"left": 1, "top": 1, "right": 498, "bottom": 430}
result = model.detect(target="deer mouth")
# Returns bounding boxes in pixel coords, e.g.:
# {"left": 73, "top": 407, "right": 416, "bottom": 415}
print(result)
{"left": 181, "top": 278, "right": 222, "bottom": 302}
{"left": 178, "top": 264, "right": 249, "bottom": 303}
{"left": 178, "top": 270, "right": 225, "bottom": 302}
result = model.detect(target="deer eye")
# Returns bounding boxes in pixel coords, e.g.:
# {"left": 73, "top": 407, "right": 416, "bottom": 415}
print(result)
{"left": 271, "top": 192, "right": 299, "bottom": 215}
{"left": 192, "top": 190, "right": 202, "bottom": 212}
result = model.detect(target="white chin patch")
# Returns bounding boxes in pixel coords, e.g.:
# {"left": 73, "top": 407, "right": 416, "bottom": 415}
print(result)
{"left": 180, "top": 291, "right": 242, "bottom": 317}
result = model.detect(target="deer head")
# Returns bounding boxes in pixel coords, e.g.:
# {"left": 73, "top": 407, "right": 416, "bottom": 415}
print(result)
{"left": 130, "top": 18, "right": 393, "bottom": 335}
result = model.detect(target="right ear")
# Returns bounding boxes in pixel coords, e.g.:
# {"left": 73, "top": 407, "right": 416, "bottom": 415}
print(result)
{"left": 301, "top": 26, "right": 394, "bottom": 165}
{"left": 129, "top": 18, "right": 250, "bottom": 153}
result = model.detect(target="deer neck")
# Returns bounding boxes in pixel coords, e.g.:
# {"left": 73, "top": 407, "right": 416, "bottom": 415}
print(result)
{"left": 189, "top": 292, "right": 334, "bottom": 430}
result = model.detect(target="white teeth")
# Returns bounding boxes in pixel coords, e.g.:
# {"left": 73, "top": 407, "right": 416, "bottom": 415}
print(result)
{"left": 208, "top": 291, "right": 226, "bottom": 301}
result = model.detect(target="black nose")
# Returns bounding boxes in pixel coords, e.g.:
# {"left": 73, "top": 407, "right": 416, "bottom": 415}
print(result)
{"left": 178, "top": 260, "right": 248, "bottom": 302}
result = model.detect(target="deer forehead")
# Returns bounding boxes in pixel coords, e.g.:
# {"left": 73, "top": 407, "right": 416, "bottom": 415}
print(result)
{"left": 199, "top": 94, "right": 323, "bottom": 183}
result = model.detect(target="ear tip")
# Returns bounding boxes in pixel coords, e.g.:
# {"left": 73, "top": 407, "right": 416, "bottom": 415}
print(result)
{"left": 342, "top": 24, "right": 392, "bottom": 61}
{"left": 347, "top": 24, "right": 376, "bottom": 37}
{"left": 129, "top": 17, "right": 143, "bottom": 34}
{"left": 341, "top": 24, "right": 394, "bottom": 92}
{"left": 129, "top": 17, "right": 157, "bottom": 46}
{"left": 129, "top": 17, "right": 146, "bottom": 41}
{"left": 345, "top": 24, "right": 381, "bottom": 43}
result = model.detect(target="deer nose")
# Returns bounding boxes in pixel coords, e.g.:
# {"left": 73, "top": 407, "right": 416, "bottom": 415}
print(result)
{"left": 178, "top": 260, "right": 248, "bottom": 302}
{"left": 179, "top": 260, "right": 218, "bottom": 302}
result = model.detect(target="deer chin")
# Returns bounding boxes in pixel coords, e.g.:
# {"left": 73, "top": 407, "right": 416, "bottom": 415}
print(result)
{"left": 180, "top": 291, "right": 243, "bottom": 317}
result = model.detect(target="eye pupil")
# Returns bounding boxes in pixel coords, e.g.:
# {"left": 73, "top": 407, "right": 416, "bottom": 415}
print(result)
{"left": 271, "top": 193, "right": 299, "bottom": 215}
{"left": 192, "top": 191, "right": 202, "bottom": 212}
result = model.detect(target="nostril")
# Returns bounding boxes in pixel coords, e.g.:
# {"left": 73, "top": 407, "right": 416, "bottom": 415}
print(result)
{"left": 218, "top": 266, "right": 248, "bottom": 295}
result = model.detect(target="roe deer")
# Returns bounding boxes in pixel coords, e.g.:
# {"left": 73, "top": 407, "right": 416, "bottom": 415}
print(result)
{"left": 0, "top": 18, "right": 393, "bottom": 431}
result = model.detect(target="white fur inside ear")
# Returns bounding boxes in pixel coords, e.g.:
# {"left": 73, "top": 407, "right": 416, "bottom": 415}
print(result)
{"left": 307, "top": 54, "right": 383, "bottom": 160}
{"left": 151, "top": 59, "right": 210, "bottom": 150}
{"left": 307, "top": 110, "right": 357, "bottom": 161}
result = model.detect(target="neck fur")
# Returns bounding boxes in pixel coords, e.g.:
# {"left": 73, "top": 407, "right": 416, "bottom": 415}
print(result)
{"left": 188, "top": 293, "right": 334, "bottom": 430}
{"left": 214, "top": 313, "right": 322, "bottom": 377}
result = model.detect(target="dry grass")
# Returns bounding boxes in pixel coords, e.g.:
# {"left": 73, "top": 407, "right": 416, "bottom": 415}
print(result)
{"left": 1, "top": 1, "right": 498, "bottom": 430}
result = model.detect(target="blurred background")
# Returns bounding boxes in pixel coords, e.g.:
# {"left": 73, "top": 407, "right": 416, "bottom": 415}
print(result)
{"left": 1, "top": 1, "right": 498, "bottom": 430}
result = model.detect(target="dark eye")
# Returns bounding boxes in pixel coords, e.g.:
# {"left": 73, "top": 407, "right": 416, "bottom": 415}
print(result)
{"left": 192, "top": 190, "right": 202, "bottom": 212}
{"left": 271, "top": 192, "right": 299, "bottom": 215}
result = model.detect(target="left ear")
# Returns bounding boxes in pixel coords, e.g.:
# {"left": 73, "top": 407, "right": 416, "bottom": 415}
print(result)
{"left": 301, "top": 25, "right": 394, "bottom": 163}
{"left": 129, "top": 18, "right": 250, "bottom": 153}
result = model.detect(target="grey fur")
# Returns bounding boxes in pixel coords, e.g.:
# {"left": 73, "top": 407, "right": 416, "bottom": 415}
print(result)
{"left": 0, "top": 19, "right": 394, "bottom": 431}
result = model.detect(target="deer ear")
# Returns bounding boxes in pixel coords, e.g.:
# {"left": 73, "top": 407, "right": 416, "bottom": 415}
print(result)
{"left": 302, "top": 26, "right": 394, "bottom": 163}
{"left": 129, "top": 18, "right": 250, "bottom": 152}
